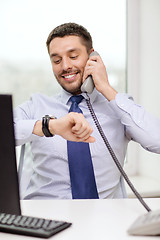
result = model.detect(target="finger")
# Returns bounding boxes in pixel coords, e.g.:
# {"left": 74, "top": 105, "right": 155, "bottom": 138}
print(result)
{"left": 73, "top": 124, "right": 94, "bottom": 140}
{"left": 72, "top": 122, "right": 93, "bottom": 136}
{"left": 87, "top": 59, "right": 98, "bottom": 67}
{"left": 80, "top": 136, "right": 95, "bottom": 143}
{"left": 89, "top": 55, "right": 102, "bottom": 63}
{"left": 69, "top": 134, "right": 95, "bottom": 143}
{"left": 73, "top": 128, "right": 93, "bottom": 140}
{"left": 72, "top": 124, "right": 94, "bottom": 142}
{"left": 82, "top": 66, "right": 94, "bottom": 82}
{"left": 72, "top": 121, "right": 92, "bottom": 133}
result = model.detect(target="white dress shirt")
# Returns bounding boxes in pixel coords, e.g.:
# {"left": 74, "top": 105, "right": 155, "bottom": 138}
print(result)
{"left": 14, "top": 89, "right": 160, "bottom": 199}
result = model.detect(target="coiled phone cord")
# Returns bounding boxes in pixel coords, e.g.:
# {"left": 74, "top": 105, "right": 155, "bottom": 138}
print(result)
{"left": 85, "top": 94, "right": 151, "bottom": 212}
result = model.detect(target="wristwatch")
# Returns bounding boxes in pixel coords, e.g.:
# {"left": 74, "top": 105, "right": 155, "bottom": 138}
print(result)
{"left": 42, "top": 115, "right": 56, "bottom": 137}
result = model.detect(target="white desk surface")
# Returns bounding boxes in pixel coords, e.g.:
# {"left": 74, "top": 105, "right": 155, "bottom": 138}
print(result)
{"left": 0, "top": 198, "right": 160, "bottom": 240}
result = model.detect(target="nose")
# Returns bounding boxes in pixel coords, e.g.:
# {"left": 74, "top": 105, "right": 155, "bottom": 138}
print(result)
{"left": 62, "top": 57, "right": 72, "bottom": 71}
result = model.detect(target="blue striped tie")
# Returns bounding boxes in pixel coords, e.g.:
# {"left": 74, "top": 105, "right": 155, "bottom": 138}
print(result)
{"left": 67, "top": 95, "right": 99, "bottom": 199}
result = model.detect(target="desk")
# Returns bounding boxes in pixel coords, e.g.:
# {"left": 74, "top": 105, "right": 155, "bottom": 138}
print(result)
{"left": 0, "top": 198, "right": 160, "bottom": 239}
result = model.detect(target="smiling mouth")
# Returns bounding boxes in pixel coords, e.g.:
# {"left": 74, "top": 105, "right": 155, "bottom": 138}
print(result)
{"left": 62, "top": 72, "right": 79, "bottom": 81}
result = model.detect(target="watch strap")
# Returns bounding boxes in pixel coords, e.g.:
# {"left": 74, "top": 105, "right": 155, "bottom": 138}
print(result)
{"left": 42, "top": 115, "right": 55, "bottom": 137}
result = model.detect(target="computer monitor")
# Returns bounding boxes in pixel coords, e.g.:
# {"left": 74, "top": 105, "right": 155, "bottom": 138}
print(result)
{"left": 0, "top": 94, "right": 21, "bottom": 215}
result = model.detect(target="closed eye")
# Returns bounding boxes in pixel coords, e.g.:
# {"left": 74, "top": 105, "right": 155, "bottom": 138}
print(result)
{"left": 70, "top": 55, "right": 78, "bottom": 59}
{"left": 55, "top": 60, "right": 61, "bottom": 64}
{"left": 53, "top": 59, "right": 61, "bottom": 64}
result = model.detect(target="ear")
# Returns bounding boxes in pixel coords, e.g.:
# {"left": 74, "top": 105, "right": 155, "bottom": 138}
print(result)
{"left": 89, "top": 48, "right": 94, "bottom": 55}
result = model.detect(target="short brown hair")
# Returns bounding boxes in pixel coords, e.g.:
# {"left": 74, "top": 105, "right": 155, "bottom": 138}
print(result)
{"left": 46, "top": 22, "right": 93, "bottom": 53}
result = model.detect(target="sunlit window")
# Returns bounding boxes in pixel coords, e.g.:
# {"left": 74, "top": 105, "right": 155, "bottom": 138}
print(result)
{"left": 0, "top": 0, "right": 126, "bottom": 106}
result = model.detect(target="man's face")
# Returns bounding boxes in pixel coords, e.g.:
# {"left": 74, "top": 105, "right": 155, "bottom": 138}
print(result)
{"left": 48, "top": 35, "right": 90, "bottom": 95}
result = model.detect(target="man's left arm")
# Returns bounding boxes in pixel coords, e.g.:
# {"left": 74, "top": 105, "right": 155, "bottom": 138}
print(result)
{"left": 109, "top": 93, "right": 160, "bottom": 154}
{"left": 83, "top": 54, "right": 160, "bottom": 153}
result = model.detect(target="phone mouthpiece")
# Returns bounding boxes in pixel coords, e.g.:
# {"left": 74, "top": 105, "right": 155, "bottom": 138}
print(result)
{"left": 81, "top": 76, "right": 95, "bottom": 94}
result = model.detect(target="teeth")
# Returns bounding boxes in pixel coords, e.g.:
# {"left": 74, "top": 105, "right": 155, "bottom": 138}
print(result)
{"left": 64, "top": 74, "right": 76, "bottom": 79}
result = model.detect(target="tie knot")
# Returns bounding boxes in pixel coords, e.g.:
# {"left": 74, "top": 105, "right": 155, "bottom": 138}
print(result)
{"left": 69, "top": 95, "right": 84, "bottom": 105}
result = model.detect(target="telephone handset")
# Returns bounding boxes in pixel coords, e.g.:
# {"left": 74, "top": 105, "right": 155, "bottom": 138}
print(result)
{"left": 81, "top": 51, "right": 99, "bottom": 94}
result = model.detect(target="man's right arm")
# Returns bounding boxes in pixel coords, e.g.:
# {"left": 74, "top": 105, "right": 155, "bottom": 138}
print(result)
{"left": 33, "top": 112, "right": 95, "bottom": 143}
{"left": 14, "top": 104, "right": 95, "bottom": 146}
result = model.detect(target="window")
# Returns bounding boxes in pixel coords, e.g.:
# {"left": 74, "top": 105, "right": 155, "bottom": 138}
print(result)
{"left": 125, "top": 0, "right": 160, "bottom": 197}
{"left": 0, "top": 0, "right": 126, "bottom": 107}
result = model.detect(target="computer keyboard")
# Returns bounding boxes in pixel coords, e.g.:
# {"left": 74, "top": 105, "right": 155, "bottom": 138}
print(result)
{"left": 0, "top": 212, "right": 72, "bottom": 238}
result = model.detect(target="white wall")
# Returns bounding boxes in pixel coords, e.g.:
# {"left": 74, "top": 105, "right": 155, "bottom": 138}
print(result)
{"left": 127, "top": 0, "right": 160, "bottom": 181}
{"left": 138, "top": 0, "right": 160, "bottom": 181}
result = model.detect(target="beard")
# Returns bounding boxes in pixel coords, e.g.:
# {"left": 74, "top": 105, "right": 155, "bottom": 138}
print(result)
{"left": 58, "top": 79, "right": 82, "bottom": 95}
{"left": 62, "top": 83, "right": 82, "bottom": 95}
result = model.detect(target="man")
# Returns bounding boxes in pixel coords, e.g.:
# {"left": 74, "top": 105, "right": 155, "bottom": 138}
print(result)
{"left": 14, "top": 22, "right": 160, "bottom": 200}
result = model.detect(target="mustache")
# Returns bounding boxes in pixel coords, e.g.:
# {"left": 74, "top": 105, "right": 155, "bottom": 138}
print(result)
{"left": 59, "top": 69, "right": 80, "bottom": 76}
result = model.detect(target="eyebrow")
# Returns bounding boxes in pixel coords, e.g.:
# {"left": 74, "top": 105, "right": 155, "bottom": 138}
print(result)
{"left": 50, "top": 48, "right": 81, "bottom": 58}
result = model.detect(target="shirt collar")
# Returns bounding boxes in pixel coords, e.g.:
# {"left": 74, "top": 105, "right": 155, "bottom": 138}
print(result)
{"left": 60, "top": 88, "right": 98, "bottom": 105}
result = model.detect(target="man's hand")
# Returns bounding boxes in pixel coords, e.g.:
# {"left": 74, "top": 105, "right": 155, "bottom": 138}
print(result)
{"left": 33, "top": 112, "right": 95, "bottom": 143}
{"left": 82, "top": 54, "right": 117, "bottom": 101}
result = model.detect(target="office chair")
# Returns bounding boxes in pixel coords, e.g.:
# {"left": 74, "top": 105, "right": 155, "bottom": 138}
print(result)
{"left": 18, "top": 143, "right": 33, "bottom": 199}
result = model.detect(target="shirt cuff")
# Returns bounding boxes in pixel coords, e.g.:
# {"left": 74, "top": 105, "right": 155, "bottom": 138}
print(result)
{"left": 109, "top": 93, "right": 135, "bottom": 119}
{"left": 15, "top": 119, "right": 38, "bottom": 145}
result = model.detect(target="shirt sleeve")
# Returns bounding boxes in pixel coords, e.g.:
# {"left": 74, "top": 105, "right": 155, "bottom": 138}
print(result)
{"left": 13, "top": 97, "right": 39, "bottom": 146}
{"left": 109, "top": 93, "right": 160, "bottom": 153}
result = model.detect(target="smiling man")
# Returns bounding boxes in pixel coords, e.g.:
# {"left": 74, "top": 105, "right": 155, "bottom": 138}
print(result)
{"left": 14, "top": 22, "right": 160, "bottom": 200}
